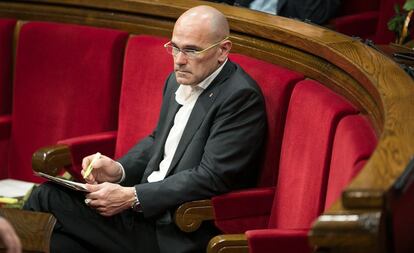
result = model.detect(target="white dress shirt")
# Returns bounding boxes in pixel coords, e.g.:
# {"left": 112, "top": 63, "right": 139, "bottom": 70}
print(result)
{"left": 147, "top": 60, "right": 227, "bottom": 182}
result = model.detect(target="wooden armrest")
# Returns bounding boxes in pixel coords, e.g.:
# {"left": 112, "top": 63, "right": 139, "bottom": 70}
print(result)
{"left": 0, "top": 208, "right": 56, "bottom": 253}
{"left": 174, "top": 199, "right": 214, "bottom": 232}
{"left": 309, "top": 211, "right": 383, "bottom": 251}
{"left": 208, "top": 234, "right": 248, "bottom": 253}
{"left": 32, "top": 144, "right": 72, "bottom": 176}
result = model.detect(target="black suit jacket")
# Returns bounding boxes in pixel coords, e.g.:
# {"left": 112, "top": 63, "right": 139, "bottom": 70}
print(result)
{"left": 119, "top": 60, "right": 266, "bottom": 252}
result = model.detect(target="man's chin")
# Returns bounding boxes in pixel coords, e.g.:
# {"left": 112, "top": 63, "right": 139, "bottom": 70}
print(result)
{"left": 175, "top": 76, "right": 195, "bottom": 86}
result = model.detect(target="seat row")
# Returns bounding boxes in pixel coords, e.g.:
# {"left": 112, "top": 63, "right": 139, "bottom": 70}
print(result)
{"left": 0, "top": 19, "right": 378, "bottom": 252}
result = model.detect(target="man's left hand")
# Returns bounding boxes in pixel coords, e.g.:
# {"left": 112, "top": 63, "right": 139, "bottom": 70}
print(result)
{"left": 84, "top": 183, "right": 136, "bottom": 216}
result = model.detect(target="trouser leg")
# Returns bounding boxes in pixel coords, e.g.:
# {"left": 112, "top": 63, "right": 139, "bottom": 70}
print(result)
{"left": 23, "top": 182, "right": 159, "bottom": 253}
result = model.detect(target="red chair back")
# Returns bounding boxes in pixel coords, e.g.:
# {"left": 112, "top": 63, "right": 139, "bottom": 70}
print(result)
{"left": 0, "top": 18, "right": 16, "bottom": 115}
{"left": 269, "top": 80, "right": 358, "bottom": 229}
{"left": 114, "top": 35, "right": 173, "bottom": 158}
{"left": 229, "top": 54, "right": 304, "bottom": 187}
{"left": 8, "top": 21, "right": 128, "bottom": 182}
{"left": 325, "top": 115, "right": 377, "bottom": 209}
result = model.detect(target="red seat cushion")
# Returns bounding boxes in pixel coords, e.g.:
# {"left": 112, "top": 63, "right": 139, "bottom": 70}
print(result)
{"left": 9, "top": 21, "right": 128, "bottom": 182}
{"left": 324, "top": 115, "right": 377, "bottom": 209}
{"left": 270, "top": 80, "right": 358, "bottom": 229}
{"left": 115, "top": 35, "right": 172, "bottom": 158}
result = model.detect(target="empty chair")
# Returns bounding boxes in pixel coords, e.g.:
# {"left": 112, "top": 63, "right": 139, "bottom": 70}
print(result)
{"left": 325, "top": 114, "right": 377, "bottom": 209}
{"left": 209, "top": 79, "right": 359, "bottom": 253}
{"left": 1, "top": 21, "right": 128, "bottom": 182}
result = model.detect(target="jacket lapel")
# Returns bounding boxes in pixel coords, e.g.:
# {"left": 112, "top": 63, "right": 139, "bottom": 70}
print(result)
{"left": 165, "top": 61, "right": 235, "bottom": 176}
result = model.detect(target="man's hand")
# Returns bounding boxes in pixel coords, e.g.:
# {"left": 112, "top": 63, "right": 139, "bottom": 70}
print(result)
{"left": 84, "top": 183, "right": 136, "bottom": 216}
{"left": 81, "top": 154, "right": 123, "bottom": 184}
{"left": 0, "top": 217, "right": 22, "bottom": 253}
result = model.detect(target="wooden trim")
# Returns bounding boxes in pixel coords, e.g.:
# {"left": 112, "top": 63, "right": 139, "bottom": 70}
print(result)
{"left": 0, "top": 208, "right": 56, "bottom": 253}
{"left": 208, "top": 234, "right": 248, "bottom": 253}
{"left": 32, "top": 144, "right": 72, "bottom": 176}
{"left": 174, "top": 200, "right": 214, "bottom": 233}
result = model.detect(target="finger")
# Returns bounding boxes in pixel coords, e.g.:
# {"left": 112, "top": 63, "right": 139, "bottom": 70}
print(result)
{"left": 81, "top": 155, "right": 94, "bottom": 170}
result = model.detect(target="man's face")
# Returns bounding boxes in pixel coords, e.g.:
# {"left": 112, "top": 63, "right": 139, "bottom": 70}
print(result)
{"left": 171, "top": 23, "right": 223, "bottom": 86}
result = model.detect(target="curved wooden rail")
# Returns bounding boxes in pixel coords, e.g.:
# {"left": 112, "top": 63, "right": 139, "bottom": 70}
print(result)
{"left": 1, "top": 1, "right": 414, "bottom": 252}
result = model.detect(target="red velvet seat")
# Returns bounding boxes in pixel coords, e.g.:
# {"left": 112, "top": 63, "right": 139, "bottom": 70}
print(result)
{"left": 0, "top": 18, "right": 16, "bottom": 178}
{"left": 0, "top": 21, "right": 128, "bottom": 182}
{"left": 211, "top": 80, "right": 359, "bottom": 253}
{"left": 324, "top": 114, "right": 377, "bottom": 209}
{"left": 56, "top": 35, "right": 173, "bottom": 179}
{"left": 330, "top": 0, "right": 380, "bottom": 41}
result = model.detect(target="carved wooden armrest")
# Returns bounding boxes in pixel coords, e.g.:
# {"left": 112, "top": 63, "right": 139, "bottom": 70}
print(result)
{"left": 207, "top": 234, "right": 248, "bottom": 253}
{"left": 0, "top": 208, "right": 56, "bottom": 253}
{"left": 309, "top": 210, "right": 383, "bottom": 251}
{"left": 174, "top": 199, "right": 214, "bottom": 232}
{"left": 32, "top": 144, "right": 72, "bottom": 176}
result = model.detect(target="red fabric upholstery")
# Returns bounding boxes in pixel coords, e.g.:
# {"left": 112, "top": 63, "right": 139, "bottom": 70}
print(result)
{"left": 324, "top": 115, "right": 377, "bottom": 209}
{"left": 229, "top": 54, "right": 304, "bottom": 187}
{"left": 330, "top": 0, "right": 380, "bottom": 41}
{"left": 0, "top": 19, "right": 16, "bottom": 179}
{"left": 246, "top": 229, "right": 311, "bottom": 253}
{"left": 0, "top": 19, "right": 15, "bottom": 115}
{"left": 58, "top": 131, "right": 117, "bottom": 179}
{"left": 7, "top": 21, "right": 128, "bottom": 182}
{"left": 374, "top": 0, "right": 405, "bottom": 44}
{"left": 212, "top": 188, "right": 275, "bottom": 233}
{"left": 332, "top": 11, "right": 379, "bottom": 40}
{"left": 0, "top": 115, "right": 12, "bottom": 178}
{"left": 269, "top": 79, "right": 358, "bottom": 229}
{"left": 114, "top": 35, "right": 172, "bottom": 158}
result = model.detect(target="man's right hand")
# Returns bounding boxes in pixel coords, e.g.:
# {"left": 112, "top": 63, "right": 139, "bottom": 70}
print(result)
{"left": 81, "top": 154, "right": 123, "bottom": 184}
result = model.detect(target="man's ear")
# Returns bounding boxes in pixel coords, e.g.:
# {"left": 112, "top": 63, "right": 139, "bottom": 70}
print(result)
{"left": 218, "top": 40, "right": 232, "bottom": 62}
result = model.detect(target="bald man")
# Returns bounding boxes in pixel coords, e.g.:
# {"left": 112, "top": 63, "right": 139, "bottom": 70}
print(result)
{"left": 24, "top": 5, "right": 266, "bottom": 253}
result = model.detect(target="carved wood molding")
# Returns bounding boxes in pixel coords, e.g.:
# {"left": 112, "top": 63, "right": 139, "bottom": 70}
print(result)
{"left": 174, "top": 199, "right": 214, "bottom": 233}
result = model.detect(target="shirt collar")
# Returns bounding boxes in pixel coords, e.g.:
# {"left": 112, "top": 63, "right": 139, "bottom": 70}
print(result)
{"left": 175, "top": 58, "right": 228, "bottom": 105}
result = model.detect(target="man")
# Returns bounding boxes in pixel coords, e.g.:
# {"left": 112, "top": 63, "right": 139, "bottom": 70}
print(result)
{"left": 0, "top": 217, "right": 21, "bottom": 253}
{"left": 24, "top": 5, "right": 266, "bottom": 253}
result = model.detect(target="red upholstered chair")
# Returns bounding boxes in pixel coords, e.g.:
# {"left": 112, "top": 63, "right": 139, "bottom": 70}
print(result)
{"left": 324, "top": 114, "right": 377, "bottom": 210}
{"left": 209, "top": 80, "right": 359, "bottom": 253}
{"left": 330, "top": 0, "right": 380, "bottom": 41}
{"left": 0, "top": 19, "right": 16, "bottom": 178}
{"left": 37, "top": 35, "right": 173, "bottom": 180}
{"left": 0, "top": 21, "right": 128, "bottom": 182}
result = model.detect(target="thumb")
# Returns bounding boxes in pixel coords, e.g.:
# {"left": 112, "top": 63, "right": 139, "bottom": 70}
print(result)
{"left": 85, "top": 183, "right": 102, "bottom": 192}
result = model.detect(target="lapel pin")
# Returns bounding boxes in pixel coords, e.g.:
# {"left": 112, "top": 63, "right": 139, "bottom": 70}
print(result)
{"left": 209, "top": 92, "right": 213, "bottom": 97}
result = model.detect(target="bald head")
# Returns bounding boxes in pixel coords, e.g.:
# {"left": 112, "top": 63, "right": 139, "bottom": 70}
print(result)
{"left": 174, "top": 5, "right": 229, "bottom": 42}
{"left": 170, "top": 5, "right": 232, "bottom": 86}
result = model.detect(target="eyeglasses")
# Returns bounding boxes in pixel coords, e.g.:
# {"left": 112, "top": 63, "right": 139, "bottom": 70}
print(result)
{"left": 164, "top": 37, "right": 229, "bottom": 59}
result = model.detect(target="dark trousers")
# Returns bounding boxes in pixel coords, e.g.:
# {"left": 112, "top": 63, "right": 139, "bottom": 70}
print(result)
{"left": 23, "top": 182, "right": 160, "bottom": 253}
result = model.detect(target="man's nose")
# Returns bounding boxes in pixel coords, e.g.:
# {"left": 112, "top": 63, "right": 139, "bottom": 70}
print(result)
{"left": 174, "top": 51, "right": 187, "bottom": 65}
